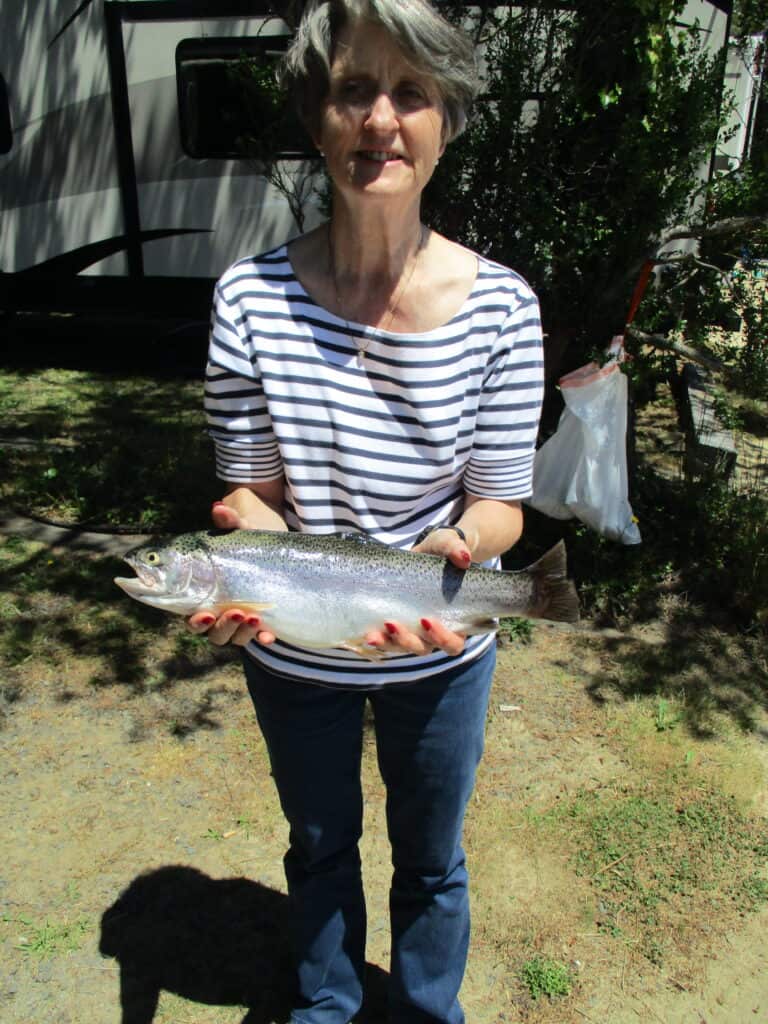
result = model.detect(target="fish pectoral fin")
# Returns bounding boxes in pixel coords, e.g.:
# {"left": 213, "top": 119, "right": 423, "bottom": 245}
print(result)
{"left": 337, "top": 642, "right": 388, "bottom": 662}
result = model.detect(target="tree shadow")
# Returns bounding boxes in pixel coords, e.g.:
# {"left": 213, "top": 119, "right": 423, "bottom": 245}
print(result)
{"left": 583, "top": 603, "right": 768, "bottom": 735}
{"left": 0, "top": 538, "right": 242, "bottom": 736}
{"left": 99, "top": 866, "right": 389, "bottom": 1024}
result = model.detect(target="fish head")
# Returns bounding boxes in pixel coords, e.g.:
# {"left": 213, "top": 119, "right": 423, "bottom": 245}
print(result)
{"left": 114, "top": 533, "right": 217, "bottom": 615}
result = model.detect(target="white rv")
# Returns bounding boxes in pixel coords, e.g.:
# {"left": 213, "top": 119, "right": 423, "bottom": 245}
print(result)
{"left": 0, "top": 0, "right": 322, "bottom": 317}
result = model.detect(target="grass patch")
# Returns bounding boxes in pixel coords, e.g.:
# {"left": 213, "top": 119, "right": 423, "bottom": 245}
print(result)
{"left": 0, "top": 368, "right": 216, "bottom": 531}
{"left": 11, "top": 915, "right": 90, "bottom": 958}
{"left": 532, "top": 777, "right": 768, "bottom": 966}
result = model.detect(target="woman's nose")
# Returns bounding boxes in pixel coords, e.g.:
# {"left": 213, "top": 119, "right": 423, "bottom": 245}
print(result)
{"left": 364, "top": 92, "right": 398, "bottom": 131}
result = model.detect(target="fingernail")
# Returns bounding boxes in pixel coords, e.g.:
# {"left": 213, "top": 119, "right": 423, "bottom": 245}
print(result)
{"left": 198, "top": 614, "right": 216, "bottom": 626}
{"left": 367, "top": 640, "right": 380, "bottom": 648}
{"left": 420, "top": 619, "right": 433, "bottom": 632}
{"left": 212, "top": 501, "right": 226, "bottom": 510}
{"left": 246, "top": 616, "right": 261, "bottom": 628}
{"left": 460, "top": 551, "right": 471, "bottom": 565}
{"left": 384, "top": 622, "right": 398, "bottom": 636}
{"left": 229, "top": 612, "right": 245, "bottom": 623}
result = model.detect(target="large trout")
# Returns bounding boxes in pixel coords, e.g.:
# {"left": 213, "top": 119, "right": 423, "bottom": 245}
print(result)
{"left": 114, "top": 529, "right": 579, "bottom": 656}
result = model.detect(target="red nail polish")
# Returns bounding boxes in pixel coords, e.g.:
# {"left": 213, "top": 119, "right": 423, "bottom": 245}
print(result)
{"left": 420, "top": 619, "right": 433, "bottom": 631}
{"left": 199, "top": 614, "right": 216, "bottom": 626}
{"left": 229, "top": 612, "right": 245, "bottom": 623}
{"left": 384, "top": 622, "right": 398, "bottom": 636}
{"left": 460, "top": 551, "right": 471, "bottom": 565}
{"left": 246, "top": 616, "right": 261, "bottom": 628}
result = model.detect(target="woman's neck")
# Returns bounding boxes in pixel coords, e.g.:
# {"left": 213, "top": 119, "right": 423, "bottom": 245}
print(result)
{"left": 328, "top": 196, "right": 424, "bottom": 285}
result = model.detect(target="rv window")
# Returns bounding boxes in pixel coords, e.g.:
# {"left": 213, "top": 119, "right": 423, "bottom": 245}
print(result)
{"left": 176, "top": 37, "right": 315, "bottom": 160}
{"left": 0, "top": 74, "right": 11, "bottom": 154}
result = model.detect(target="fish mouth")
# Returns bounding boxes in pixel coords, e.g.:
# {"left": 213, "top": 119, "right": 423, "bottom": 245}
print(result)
{"left": 114, "top": 556, "right": 162, "bottom": 597}
{"left": 113, "top": 574, "right": 161, "bottom": 599}
{"left": 114, "top": 550, "right": 180, "bottom": 602}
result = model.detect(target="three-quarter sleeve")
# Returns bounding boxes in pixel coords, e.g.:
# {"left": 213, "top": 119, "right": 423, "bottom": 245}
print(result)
{"left": 464, "top": 288, "right": 544, "bottom": 500}
{"left": 204, "top": 283, "right": 282, "bottom": 483}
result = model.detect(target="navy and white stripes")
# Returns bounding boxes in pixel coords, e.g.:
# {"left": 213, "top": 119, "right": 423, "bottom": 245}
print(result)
{"left": 204, "top": 244, "right": 544, "bottom": 686}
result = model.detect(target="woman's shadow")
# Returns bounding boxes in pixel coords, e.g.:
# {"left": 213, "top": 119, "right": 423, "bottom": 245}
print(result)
{"left": 99, "top": 865, "right": 389, "bottom": 1023}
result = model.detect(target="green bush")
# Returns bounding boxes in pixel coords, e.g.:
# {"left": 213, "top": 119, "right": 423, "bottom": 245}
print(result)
{"left": 427, "top": 0, "right": 726, "bottom": 372}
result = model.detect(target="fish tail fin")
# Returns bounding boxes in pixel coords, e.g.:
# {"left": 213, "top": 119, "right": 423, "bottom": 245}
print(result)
{"left": 528, "top": 541, "right": 580, "bottom": 623}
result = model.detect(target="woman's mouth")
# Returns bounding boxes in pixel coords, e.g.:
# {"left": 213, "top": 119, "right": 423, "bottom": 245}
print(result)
{"left": 357, "top": 150, "right": 402, "bottom": 163}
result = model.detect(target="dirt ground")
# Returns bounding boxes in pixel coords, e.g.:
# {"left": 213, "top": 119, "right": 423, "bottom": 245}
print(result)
{"left": 1, "top": 522, "right": 767, "bottom": 1024}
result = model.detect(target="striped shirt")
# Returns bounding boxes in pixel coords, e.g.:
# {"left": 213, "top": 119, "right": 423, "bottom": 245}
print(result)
{"left": 205, "top": 243, "right": 544, "bottom": 687}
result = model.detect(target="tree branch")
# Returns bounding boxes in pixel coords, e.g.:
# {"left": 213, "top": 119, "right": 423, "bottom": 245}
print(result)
{"left": 659, "top": 214, "right": 768, "bottom": 246}
{"left": 626, "top": 326, "right": 724, "bottom": 371}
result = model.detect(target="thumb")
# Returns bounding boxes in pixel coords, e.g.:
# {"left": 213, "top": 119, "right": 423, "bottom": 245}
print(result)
{"left": 211, "top": 501, "right": 242, "bottom": 530}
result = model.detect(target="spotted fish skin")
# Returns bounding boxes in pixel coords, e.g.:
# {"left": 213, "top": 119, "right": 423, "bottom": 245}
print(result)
{"left": 115, "top": 529, "right": 579, "bottom": 653}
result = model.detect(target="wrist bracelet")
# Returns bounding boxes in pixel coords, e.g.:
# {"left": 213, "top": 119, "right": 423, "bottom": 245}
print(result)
{"left": 414, "top": 524, "right": 467, "bottom": 546}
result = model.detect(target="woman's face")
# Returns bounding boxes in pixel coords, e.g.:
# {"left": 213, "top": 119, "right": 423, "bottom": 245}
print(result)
{"left": 315, "top": 19, "right": 446, "bottom": 210}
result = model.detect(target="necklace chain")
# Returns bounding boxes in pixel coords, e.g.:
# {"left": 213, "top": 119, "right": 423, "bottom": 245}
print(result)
{"left": 328, "top": 225, "right": 427, "bottom": 366}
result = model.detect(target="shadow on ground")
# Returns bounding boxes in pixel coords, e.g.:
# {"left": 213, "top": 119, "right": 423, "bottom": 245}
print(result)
{"left": 99, "top": 866, "right": 389, "bottom": 1024}
{"left": 0, "top": 538, "right": 240, "bottom": 736}
{"left": 582, "top": 604, "right": 768, "bottom": 735}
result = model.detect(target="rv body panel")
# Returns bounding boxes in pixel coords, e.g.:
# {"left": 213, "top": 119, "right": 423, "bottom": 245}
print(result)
{"left": 122, "top": 15, "right": 321, "bottom": 278}
{"left": 0, "top": 0, "right": 126, "bottom": 276}
{"left": 0, "top": 0, "right": 321, "bottom": 307}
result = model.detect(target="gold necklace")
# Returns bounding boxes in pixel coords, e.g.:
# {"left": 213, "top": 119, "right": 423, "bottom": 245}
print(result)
{"left": 328, "top": 225, "right": 427, "bottom": 367}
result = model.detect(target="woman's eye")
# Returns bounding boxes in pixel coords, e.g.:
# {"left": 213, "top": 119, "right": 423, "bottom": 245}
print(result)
{"left": 396, "top": 84, "right": 428, "bottom": 108}
{"left": 339, "top": 79, "right": 370, "bottom": 101}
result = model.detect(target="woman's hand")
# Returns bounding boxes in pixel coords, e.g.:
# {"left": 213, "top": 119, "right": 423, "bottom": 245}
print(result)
{"left": 363, "top": 528, "right": 472, "bottom": 656}
{"left": 186, "top": 489, "right": 284, "bottom": 647}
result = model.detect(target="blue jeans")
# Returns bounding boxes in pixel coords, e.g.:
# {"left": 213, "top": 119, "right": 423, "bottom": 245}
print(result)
{"left": 243, "top": 645, "right": 496, "bottom": 1024}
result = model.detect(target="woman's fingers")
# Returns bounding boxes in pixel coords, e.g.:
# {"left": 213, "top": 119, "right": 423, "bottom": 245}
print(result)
{"left": 364, "top": 619, "right": 465, "bottom": 656}
{"left": 187, "top": 609, "right": 275, "bottom": 647}
{"left": 419, "top": 617, "right": 466, "bottom": 656}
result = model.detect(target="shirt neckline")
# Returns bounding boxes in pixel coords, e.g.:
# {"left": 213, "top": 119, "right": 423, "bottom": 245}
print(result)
{"left": 282, "top": 244, "right": 483, "bottom": 341}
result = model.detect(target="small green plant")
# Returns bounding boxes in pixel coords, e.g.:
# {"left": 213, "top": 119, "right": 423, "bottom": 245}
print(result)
{"left": 15, "top": 916, "right": 89, "bottom": 958}
{"left": 236, "top": 815, "right": 255, "bottom": 839}
{"left": 654, "top": 697, "right": 681, "bottom": 732}
{"left": 520, "top": 955, "right": 573, "bottom": 1000}
{"left": 498, "top": 616, "right": 534, "bottom": 645}
{"left": 202, "top": 827, "right": 224, "bottom": 841}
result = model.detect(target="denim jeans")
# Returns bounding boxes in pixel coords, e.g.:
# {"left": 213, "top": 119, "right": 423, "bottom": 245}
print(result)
{"left": 243, "top": 645, "right": 496, "bottom": 1024}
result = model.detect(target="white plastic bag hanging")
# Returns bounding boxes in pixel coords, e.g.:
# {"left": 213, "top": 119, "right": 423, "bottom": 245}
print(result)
{"left": 527, "top": 337, "right": 641, "bottom": 545}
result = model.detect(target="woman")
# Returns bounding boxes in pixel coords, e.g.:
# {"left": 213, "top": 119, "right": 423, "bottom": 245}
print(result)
{"left": 191, "top": 1, "right": 544, "bottom": 1021}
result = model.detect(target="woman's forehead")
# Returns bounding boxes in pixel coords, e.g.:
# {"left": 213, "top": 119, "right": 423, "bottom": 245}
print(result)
{"left": 332, "top": 19, "right": 425, "bottom": 78}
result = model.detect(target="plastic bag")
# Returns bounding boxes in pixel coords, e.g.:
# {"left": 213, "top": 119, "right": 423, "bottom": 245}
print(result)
{"left": 527, "top": 338, "right": 641, "bottom": 545}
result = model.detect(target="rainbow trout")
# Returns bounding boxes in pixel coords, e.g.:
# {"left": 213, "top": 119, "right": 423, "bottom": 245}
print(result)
{"left": 114, "top": 529, "right": 579, "bottom": 656}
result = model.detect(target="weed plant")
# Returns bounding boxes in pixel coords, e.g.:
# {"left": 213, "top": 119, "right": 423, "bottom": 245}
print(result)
{"left": 520, "top": 955, "right": 573, "bottom": 1001}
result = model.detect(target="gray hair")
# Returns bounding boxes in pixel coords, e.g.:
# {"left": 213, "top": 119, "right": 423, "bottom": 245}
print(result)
{"left": 280, "top": 0, "right": 479, "bottom": 144}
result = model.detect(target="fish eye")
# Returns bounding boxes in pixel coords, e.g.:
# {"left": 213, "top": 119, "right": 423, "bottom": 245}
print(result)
{"left": 145, "top": 552, "right": 160, "bottom": 564}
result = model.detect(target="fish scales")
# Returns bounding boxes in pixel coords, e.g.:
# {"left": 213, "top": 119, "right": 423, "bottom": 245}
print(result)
{"left": 114, "top": 529, "right": 579, "bottom": 656}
